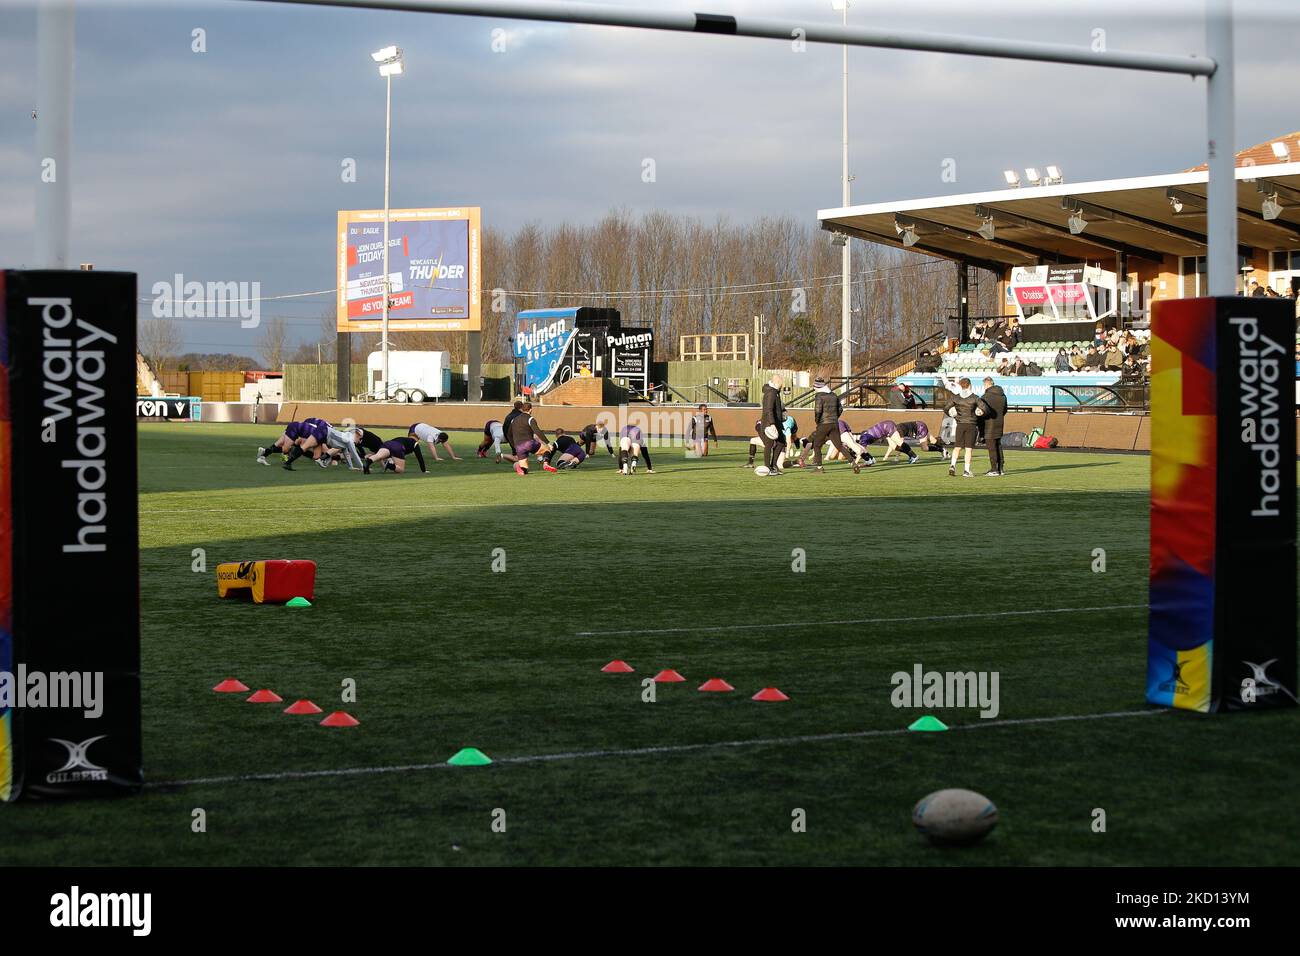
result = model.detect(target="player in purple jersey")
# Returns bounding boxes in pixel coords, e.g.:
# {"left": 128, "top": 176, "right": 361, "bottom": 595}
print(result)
{"left": 501, "top": 402, "right": 550, "bottom": 476}
{"left": 617, "top": 424, "right": 654, "bottom": 474}
{"left": 541, "top": 429, "right": 588, "bottom": 472}
{"left": 363, "top": 435, "right": 427, "bottom": 474}
{"left": 256, "top": 421, "right": 305, "bottom": 465}
{"left": 859, "top": 420, "right": 921, "bottom": 464}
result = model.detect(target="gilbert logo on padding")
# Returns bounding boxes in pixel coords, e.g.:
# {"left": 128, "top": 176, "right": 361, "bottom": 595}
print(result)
{"left": 46, "top": 735, "right": 109, "bottom": 784}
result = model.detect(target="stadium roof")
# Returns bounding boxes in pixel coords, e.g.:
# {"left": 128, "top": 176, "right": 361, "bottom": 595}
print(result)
{"left": 818, "top": 142, "right": 1300, "bottom": 274}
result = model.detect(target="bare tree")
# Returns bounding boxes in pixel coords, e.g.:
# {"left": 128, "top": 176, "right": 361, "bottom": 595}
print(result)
{"left": 256, "top": 317, "right": 289, "bottom": 371}
{"left": 137, "top": 316, "right": 181, "bottom": 377}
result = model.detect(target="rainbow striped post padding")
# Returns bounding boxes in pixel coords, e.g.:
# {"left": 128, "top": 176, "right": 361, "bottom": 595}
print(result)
{"left": 1148, "top": 296, "right": 1296, "bottom": 712}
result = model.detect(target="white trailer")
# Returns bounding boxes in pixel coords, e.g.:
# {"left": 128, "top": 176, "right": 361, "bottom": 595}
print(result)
{"left": 367, "top": 350, "right": 451, "bottom": 403}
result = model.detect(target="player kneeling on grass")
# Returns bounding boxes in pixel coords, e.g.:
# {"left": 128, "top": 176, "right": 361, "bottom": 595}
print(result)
{"left": 477, "top": 419, "right": 507, "bottom": 460}
{"left": 617, "top": 424, "right": 654, "bottom": 474}
{"left": 363, "top": 435, "right": 427, "bottom": 474}
{"left": 502, "top": 402, "right": 550, "bottom": 476}
{"left": 410, "top": 422, "right": 462, "bottom": 462}
{"left": 898, "top": 420, "right": 946, "bottom": 456}
{"left": 943, "top": 377, "right": 980, "bottom": 478}
{"left": 686, "top": 404, "right": 718, "bottom": 457}
{"left": 541, "top": 428, "right": 588, "bottom": 472}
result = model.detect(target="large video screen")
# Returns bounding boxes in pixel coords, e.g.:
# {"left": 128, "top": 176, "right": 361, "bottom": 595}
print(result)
{"left": 336, "top": 207, "right": 481, "bottom": 332}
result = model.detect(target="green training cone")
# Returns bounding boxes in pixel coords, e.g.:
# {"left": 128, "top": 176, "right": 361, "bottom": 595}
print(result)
{"left": 285, "top": 597, "right": 312, "bottom": 608}
{"left": 447, "top": 747, "right": 492, "bottom": 767}
{"left": 908, "top": 715, "right": 949, "bottom": 732}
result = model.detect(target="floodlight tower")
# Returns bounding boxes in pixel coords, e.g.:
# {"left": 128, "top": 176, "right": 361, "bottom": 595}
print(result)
{"left": 832, "top": 0, "right": 852, "bottom": 379}
{"left": 372, "top": 44, "right": 403, "bottom": 399}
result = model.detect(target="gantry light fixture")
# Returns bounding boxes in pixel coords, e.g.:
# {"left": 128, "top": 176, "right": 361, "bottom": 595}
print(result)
{"left": 1024, "top": 167, "right": 1041, "bottom": 186}
{"left": 1003, "top": 169, "right": 1020, "bottom": 188}
{"left": 373, "top": 45, "right": 404, "bottom": 75}
{"left": 1270, "top": 141, "right": 1290, "bottom": 161}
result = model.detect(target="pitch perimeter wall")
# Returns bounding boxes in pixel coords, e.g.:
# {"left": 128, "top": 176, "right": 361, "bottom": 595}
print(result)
{"left": 267, "top": 402, "right": 1202, "bottom": 452}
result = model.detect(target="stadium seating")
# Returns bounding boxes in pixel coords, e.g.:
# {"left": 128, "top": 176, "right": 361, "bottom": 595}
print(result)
{"left": 936, "top": 340, "right": 1111, "bottom": 375}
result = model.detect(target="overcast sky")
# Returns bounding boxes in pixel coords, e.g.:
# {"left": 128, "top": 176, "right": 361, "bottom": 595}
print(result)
{"left": 1, "top": 0, "right": 1297, "bottom": 352}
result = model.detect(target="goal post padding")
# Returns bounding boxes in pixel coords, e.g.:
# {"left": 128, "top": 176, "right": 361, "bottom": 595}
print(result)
{"left": 1148, "top": 295, "right": 1296, "bottom": 713}
{"left": 1, "top": 270, "right": 142, "bottom": 801}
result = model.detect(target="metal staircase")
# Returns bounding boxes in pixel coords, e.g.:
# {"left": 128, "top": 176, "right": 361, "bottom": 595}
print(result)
{"left": 787, "top": 330, "right": 946, "bottom": 409}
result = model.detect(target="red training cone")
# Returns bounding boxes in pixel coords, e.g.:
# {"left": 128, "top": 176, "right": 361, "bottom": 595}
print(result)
{"left": 283, "top": 699, "right": 322, "bottom": 715}
{"left": 320, "top": 711, "right": 359, "bottom": 727}
{"left": 246, "top": 689, "right": 283, "bottom": 703}
{"left": 652, "top": 669, "right": 686, "bottom": 683}
{"left": 213, "top": 678, "right": 249, "bottom": 693}
{"left": 601, "top": 660, "right": 634, "bottom": 673}
{"left": 698, "top": 678, "right": 734, "bottom": 692}
{"left": 752, "top": 687, "right": 789, "bottom": 702}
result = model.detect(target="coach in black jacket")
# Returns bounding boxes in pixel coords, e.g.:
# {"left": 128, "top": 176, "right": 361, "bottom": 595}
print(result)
{"left": 808, "top": 378, "right": 860, "bottom": 473}
{"left": 759, "top": 373, "right": 787, "bottom": 472}
{"left": 976, "top": 376, "right": 1008, "bottom": 476}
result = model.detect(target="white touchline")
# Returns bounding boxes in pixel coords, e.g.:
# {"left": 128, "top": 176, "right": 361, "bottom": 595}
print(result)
{"left": 152, "top": 708, "right": 1164, "bottom": 791}
{"left": 575, "top": 603, "right": 1149, "bottom": 637}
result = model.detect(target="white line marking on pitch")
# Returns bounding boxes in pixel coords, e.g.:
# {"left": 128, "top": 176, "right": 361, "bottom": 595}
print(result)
{"left": 152, "top": 707, "right": 1164, "bottom": 791}
{"left": 574, "top": 603, "right": 1149, "bottom": 637}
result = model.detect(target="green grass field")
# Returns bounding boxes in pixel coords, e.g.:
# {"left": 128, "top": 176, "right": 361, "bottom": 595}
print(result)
{"left": 2, "top": 422, "right": 1298, "bottom": 866}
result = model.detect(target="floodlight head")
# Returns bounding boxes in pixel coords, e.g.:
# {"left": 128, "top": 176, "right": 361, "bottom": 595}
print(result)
{"left": 1024, "top": 167, "right": 1040, "bottom": 185}
{"left": 1271, "top": 141, "right": 1290, "bottom": 161}
{"left": 379, "top": 60, "right": 404, "bottom": 76}
{"left": 977, "top": 218, "right": 996, "bottom": 241}
{"left": 1045, "top": 164, "right": 1062, "bottom": 180}
{"left": 1003, "top": 169, "right": 1020, "bottom": 187}
{"left": 1068, "top": 212, "right": 1088, "bottom": 235}
{"left": 901, "top": 224, "right": 919, "bottom": 248}
{"left": 1262, "top": 194, "right": 1283, "bottom": 221}
{"left": 830, "top": 232, "right": 847, "bottom": 247}
{"left": 1168, "top": 195, "right": 1184, "bottom": 214}
{"left": 372, "top": 45, "right": 399, "bottom": 63}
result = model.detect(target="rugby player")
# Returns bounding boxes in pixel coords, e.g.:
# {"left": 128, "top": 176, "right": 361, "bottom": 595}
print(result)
{"left": 282, "top": 417, "right": 331, "bottom": 470}
{"left": 578, "top": 422, "right": 615, "bottom": 458}
{"left": 541, "top": 428, "right": 588, "bottom": 471}
{"left": 617, "top": 424, "right": 654, "bottom": 474}
{"left": 409, "top": 422, "right": 462, "bottom": 462}
{"left": 686, "top": 404, "right": 718, "bottom": 457}
{"left": 502, "top": 402, "right": 550, "bottom": 476}
{"left": 757, "top": 373, "right": 788, "bottom": 474}
{"left": 858, "top": 420, "right": 921, "bottom": 464}
{"left": 363, "top": 435, "right": 428, "bottom": 475}
{"left": 476, "top": 419, "right": 507, "bottom": 459}
{"left": 256, "top": 421, "right": 305, "bottom": 465}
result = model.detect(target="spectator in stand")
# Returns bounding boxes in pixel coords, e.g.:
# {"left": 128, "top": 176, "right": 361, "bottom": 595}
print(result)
{"left": 1120, "top": 354, "right": 1144, "bottom": 383}
{"left": 1084, "top": 344, "right": 1104, "bottom": 369}
{"left": 1069, "top": 345, "right": 1087, "bottom": 371}
{"left": 1054, "top": 347, "right": 1071, "bottom": 372}
{"left": 1249, "top": 277, "right": 1265, "bottom": 297}
{"left": 1104, "top": 341, "right": 1124, "bottom": 371}
{"left": 996, "top": 356, "right": 1011, "bottom": 377}
{"left": 997, "top": 321, "right": 1020, "bottom": 353}
{"left": 890, "top": 382, "right": 921, "bottom": 409}
{"left": 1093, "top": 324, "right": 1107, "bottom": 348}
{"left": 1008, "top": 355, "right": 1029, "bottom": 377}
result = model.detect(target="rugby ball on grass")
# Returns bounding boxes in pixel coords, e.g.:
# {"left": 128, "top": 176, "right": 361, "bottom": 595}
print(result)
{"left": 754, "top": 465, "right": 771, "bottom": 476}
{"left": 912, "top": 788, "right": 998, "bottom": 845}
